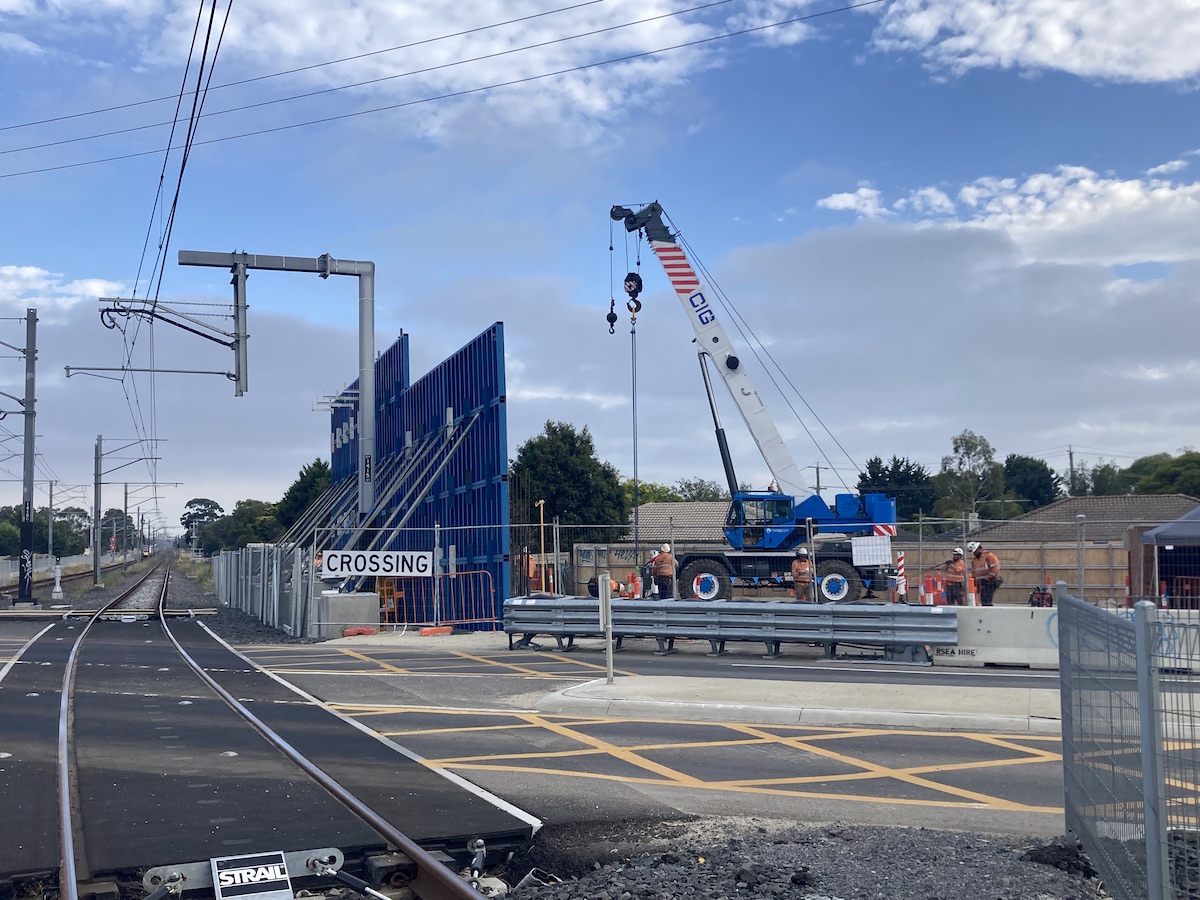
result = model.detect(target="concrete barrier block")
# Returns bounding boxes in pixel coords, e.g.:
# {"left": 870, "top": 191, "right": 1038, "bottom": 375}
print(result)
{"left": 932, "top": 607, "right": 1059, "bottom": 669}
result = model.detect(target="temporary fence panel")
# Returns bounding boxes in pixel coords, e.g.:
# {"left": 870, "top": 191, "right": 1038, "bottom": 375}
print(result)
{"left": 1059, "top": 593, "right": 1200, "bottom": 900}
{"left": 378, "top": 570, "right": 498, "bottom": 629}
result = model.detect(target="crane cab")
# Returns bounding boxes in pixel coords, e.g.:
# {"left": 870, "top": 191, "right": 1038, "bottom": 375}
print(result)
{"left": 724, "top": 492, "right": 799, "bottom": 550}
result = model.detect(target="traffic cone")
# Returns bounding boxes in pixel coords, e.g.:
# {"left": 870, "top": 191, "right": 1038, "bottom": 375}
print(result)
{"left": 967, "top": 574, "right": 978, "bottom": 606}
{"left": 921, "top": 574, "right": 932, "bottom": 605}
{"left": 933, "top": 575, "right": 946, "bottom": 606}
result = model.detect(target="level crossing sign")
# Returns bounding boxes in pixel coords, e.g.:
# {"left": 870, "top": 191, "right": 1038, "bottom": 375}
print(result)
{"left": 321, "top": 550, "right": 433, "bottom": 578}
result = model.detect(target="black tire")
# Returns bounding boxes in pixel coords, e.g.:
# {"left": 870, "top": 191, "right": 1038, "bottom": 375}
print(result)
{"left": 679, "top": 559, "right": 733, "bottom": 601}
{"left": 815, "top": 559, "right": 863, "bottom": 602}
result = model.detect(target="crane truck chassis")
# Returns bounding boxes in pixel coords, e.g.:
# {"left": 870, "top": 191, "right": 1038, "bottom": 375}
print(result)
{"left": 610, "top": 201, "right": 898, "bottom": 603}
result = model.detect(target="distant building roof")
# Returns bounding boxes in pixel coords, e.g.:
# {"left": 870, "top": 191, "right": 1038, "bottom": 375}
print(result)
{"left": 970, "top": 494, "right": 1200, "bottom": 542}
{"left": 626, "top": 501, "right": 728, "bottom": 543}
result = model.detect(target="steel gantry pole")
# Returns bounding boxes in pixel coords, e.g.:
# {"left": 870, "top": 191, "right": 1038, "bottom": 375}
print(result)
{"left": 178, "top": 251, "right": 377, "bottom": 518}
{"left": 18, "top": 309, "right": 36, "bottom": 604}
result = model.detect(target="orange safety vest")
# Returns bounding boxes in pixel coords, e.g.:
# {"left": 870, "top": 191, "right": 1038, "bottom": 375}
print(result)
{"left": 652, "top": 552, "right": 675, "bottom": 577}
{"left": 972, "top": 550, "right": 1000, "bottom": 581}
{"left": 939, "top": 558, "right": 965, "bottom": 584}
{"left": 791, "top": 558, "right": 813, "bottom": 584}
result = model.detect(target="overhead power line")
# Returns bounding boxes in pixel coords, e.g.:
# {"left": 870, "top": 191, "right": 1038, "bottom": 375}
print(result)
{"left": 0, "top": 0, "right": 884, "bottom": 181}
{"left": 0, "top": 0, "right": 741, "bottom": 160}
{"left": 0, "top": 0, "right": 619, "bottom": 134}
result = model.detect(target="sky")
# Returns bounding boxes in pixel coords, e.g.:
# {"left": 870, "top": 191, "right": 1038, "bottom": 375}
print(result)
{"left": 1, "top": 0, "right": 1199, "bottom": 537}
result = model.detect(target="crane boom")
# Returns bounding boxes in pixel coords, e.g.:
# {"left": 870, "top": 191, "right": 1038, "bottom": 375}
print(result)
{"left": 611, "top": 202, "right": 814, "bottom": 503}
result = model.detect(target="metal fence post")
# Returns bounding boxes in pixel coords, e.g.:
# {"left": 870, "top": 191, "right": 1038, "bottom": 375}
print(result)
{"left": 1133, "top": 599, "right": 1169, "bottom": 900}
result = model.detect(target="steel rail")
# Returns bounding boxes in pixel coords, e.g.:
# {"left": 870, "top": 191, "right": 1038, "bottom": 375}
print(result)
{"left": 56, "top": 560, "right": 165, "bottom": 900}
{"left": 156, "top": 575, "right": 483, "bottom": 898}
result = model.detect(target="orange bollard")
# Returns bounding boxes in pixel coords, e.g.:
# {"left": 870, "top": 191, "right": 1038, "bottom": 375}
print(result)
{"left": 628, "top": 572, "right": 641, "bottom": 599}
{"left": 967, "top": 574, "right": 978, "bottom": 606}
{"left": 933, "top": 575, "right": 946, "bottom": 606}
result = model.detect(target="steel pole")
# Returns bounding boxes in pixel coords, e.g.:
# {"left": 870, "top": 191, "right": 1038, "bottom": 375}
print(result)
{"left": 93, "top": 436, "right": 102, "bottom": 586}
{"left": 18, "top": 309, "right": 36, "bottom": 604}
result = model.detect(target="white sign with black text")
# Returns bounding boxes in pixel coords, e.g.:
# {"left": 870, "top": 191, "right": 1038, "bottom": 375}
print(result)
{"left": 321, "top": 550, "right": 433, "bottom": 578}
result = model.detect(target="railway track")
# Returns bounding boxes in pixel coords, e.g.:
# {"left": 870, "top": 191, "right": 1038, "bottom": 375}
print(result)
{"left": 0, "top": 556, "right": 535, "bottom": 900}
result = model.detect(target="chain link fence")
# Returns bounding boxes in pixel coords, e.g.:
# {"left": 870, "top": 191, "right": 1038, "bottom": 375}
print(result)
{"left": 1058, "top": 591, "right": 1200, "bottom": 900}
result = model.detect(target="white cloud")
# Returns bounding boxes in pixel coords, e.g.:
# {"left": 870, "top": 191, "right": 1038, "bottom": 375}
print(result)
{"left": 1147, "top": 159, "right": 1188, "bottom": 177}
{"left": 816, "top": 186, "right": 889, "bottom": 218}
{"left": 874, "top": 0, "right": 1200, "bottom": 83}
{"left": 819, "top": 159, "right": 1200, "bottom": 266}
{"left": 0, "top": 266, "right": 123, "bottom": 316}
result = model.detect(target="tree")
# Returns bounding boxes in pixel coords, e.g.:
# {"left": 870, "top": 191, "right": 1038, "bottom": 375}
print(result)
{"left": 276, "top": 459, "right": 331, "bottom": 528}
{"left": 674, "top": 477, "right": 729, "bottom": 502}
{"left": 1126, "top": 453, "right": 1176, "bottom": 492}
{"left": 1003, "top": 454, "right": 1062, "bottom": 509}
{"left": 933, "top": 430, "right": 1012, "bottom": 522}
{"left": 0, "top": 521, "right": 18, "bottom": 557}
{"left": 510, "top": 421, "right": 627, "bottom": 542}
{"left": 1133, "top": 452, "right": 1200, "bottom": 495}
{"left": 856, "top": 456, "right": 936, "bottom": 521}
{"left": 201, "top": 499, "right": 282, "bottom": 554}
{"left": 622, "top": 478, "right": 681, "bottom": 510}
{"left": 181, "top": 498, "right": 224, "bottom": 532}
{"left": 1090, "top": 461, "right": 1132, "bottom": 495}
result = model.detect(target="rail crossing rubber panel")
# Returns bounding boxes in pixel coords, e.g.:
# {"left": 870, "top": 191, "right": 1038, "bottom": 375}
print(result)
{"left": 72, "top": 619, "right": 386, "bottom": 875}
{"left": 169, "top": 620, "right": 536, "bottom": 855}
{"left": 0, "top": 621, "right": 72, "bottom": 879}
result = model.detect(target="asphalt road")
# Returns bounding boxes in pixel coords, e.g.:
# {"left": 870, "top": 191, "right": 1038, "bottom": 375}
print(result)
{"left": 238, "top": 636, "right": 1067, "bottom": 837}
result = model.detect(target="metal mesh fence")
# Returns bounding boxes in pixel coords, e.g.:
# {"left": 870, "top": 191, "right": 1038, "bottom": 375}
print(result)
{"left": 1059, "top": 594, "right": 1200, "bottom": 900}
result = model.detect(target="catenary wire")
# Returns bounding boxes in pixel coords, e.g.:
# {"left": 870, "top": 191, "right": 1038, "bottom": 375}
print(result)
{"left": 0, "top": 0, "right": 742, "bottom": 158}
{"left": 0, "top": 0, "right": 885, "bottom": 181}
{"left": 0, "top": 0, "right": 621, "bottom": 133}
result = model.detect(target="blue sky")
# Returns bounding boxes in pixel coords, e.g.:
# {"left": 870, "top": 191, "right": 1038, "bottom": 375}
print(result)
{"left": 2, "top": 0, "right": 1199, "bottom": 535}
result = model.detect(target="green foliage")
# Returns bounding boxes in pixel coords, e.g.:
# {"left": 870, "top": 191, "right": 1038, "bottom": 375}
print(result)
{"left": 622, "top": 478, "right": 681, "bottom": 509}
{"left": 181, "top": 498, "right": 224, "bottom": 531}
{"left": 276, "top": 459, "right": 331, "bottom": 528}
{"left": 1134, "top": 451, "right": 1200, "bottom": 495}
{"left": 0, "top": 504, "right": 91, "bottom": 557}
{"left": 857, "top": 456, "right": 936, "bottom": 520}
{"left": 201, "top": 499, "right": 282, "bottom": 554}
{"left": 1090, "top": 461, "right": 1132, "bottom": 495}
{"left": 0, "top": 521, "right": 18, "bottom": 557}
{"left": 1003, "top": 454, "right": 1062, "bottom": 509}
{"left": 674, "top": 477, "right": 729, "bottom": 502}
{"left": 510, "top": 421, "right": 628, "bottom": 542}
{"left": 933, "top": 430, "right": 1011, "bottom": 520}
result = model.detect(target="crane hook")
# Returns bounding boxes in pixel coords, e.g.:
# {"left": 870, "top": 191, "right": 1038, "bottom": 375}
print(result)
{"left": 606, "top": 299, "right": 618, "bottom": 335}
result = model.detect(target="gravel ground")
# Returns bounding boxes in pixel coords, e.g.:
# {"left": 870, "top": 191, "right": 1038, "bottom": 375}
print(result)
{"left": 126, "top": 559, "right": 1110, "bottom": 900}
{"left": 498, "top": 818, "right": 1108, "bottom": 900}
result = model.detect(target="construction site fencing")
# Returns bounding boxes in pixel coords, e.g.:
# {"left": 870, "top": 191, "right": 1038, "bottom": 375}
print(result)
{"left": 212, "top": 543, "right": 309, "bottom": 638}
{"left": 1057, "top": 588, "right": 1200, "bottom": 900}
{"left": 378, "top": 569, "right": 499, "bottom": 630}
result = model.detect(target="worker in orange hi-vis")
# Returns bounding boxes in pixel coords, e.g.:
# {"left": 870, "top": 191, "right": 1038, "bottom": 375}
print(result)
{"left": 968, "top": 541, "right": 1002, "bottom": 606}
{"left": 934, "top": 548, "right": 967, "bottom": 605}
{"left": 650, "top": 544, "right": 676, "bottom": 600}
{"left": 791, "top": 547, "right": 814, "bottom": 602}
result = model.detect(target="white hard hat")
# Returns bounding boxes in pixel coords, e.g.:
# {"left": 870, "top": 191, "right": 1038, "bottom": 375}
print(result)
{"left": 796, "top": 547, "right": 809, "bottom": 556}
{"left": 660, "top": 543, "right": 670, "bottom": 552}
{"left": 967, "top": 541, "right": 981, "bottom": 553}
{"left": 953, "top": 547, "right": 963, "bottom": 556}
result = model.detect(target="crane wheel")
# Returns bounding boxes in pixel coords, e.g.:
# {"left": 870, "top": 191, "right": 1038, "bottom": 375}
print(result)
{"left": 815, "top": 560, "right": 863, "bottom": 603}
{"left": 679, "top": 560, "right": 732, "bottom": 601}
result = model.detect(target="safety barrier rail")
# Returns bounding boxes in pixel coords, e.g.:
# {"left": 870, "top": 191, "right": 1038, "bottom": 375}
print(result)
{"left": 503, "top": 597, "right": 957, "bottom": 661}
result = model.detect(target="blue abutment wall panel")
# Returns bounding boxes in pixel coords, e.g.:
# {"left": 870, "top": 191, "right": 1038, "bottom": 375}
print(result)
{"left": 331, "top": 325, "right": 509, "bottom": 620}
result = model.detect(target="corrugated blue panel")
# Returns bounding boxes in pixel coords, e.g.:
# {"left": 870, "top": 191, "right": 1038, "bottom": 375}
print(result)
{"left": 332, "top": 332, "right": 410, "bottom": 485}
{"left": 329, "top": 324, "right": 509, "bottom": 621}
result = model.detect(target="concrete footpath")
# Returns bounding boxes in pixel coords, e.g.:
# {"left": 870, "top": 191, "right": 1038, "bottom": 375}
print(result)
{"left": 536, "top": 674, "right": 1062, "bottom": 734}
{"left": 321, "top": 629, "right": 1064, "bottom": 736}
